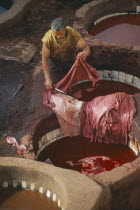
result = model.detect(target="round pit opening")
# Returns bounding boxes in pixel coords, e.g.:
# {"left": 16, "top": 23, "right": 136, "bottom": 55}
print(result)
{"left": 0, "top": 157, "right": 107, "bottom": 210}
{"left": 88, "top": 14, "right": 140, "bottom": 46}
{"left": 41, "top": 136, "right": 138, "bottom": 176}
{"left": 74, "top": 0, "right": 140, "bottom": 73}
{"left": 68, "top": 79, "right": 140, "bottom": 101}
{"left": 35, "top": 79, "right": 140, "bottom": 177}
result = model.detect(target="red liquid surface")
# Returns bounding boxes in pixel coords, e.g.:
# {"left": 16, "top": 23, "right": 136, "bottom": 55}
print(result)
{"left": 46, "top": 136, "right": 137, "bottom": 176}
{"left": 88, "top": 14, "right": 140, "bottom": 46}
{"left": 70, "top": 80, "right": 139, "bottom": 102}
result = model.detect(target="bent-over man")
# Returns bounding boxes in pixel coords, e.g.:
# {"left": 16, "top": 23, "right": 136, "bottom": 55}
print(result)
{"left": 41, "top": 17, "right": 90, "bottom": 89}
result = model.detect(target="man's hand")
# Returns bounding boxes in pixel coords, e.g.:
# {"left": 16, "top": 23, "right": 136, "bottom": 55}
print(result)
{"left": 77, "top": 51, "right": 87, "bottom": 60}
{"left": 44, "top": 78, "right": 54, "bottom": 90}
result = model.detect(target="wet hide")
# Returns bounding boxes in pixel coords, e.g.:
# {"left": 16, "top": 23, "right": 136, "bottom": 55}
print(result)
{"left": 80, "top": 93, "right": 136, "bottom": 144}
{"left": 43, "top": 56, "right": 99, "bottom": 107}
{"left": 50, "top": 92, "right": 136, "bottom": 145}
{"left": 55, "top": 56, "right": 99, "bottom": 93}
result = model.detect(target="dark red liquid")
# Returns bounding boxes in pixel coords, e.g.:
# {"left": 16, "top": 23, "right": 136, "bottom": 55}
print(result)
{"left": 70, "top": 80, "right": 139, "bottom": 102}
{"left": 46, "top": 136, "right": 137, "bottom": 176}
{"left": 88, "top": 14, "right": 140, "bottom": 46}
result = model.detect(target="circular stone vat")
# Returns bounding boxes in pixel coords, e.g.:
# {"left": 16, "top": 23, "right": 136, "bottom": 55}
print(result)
{"left": 35, "top": 80, "right": 140, "bottom": 170}
{"left": 0, "top": 0, "right": 33, "bottom": 32}
{"left": 0, "top": 157, "right": 111, "bottom": 210}
{"left": 74, "top": 0, "right": 140, "bottom": 74}
{"left": 88, "top": 14, "right": 140, "bottom": 46}
{"left": 0, "top": 188, "right": 58, "bottom": 210}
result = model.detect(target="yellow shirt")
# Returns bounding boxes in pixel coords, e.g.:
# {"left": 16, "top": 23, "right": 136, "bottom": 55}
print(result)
{"left": 42, "top": 26, "right": 82, "bottom": 62}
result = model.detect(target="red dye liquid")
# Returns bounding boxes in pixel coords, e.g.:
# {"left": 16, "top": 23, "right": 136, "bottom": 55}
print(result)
{"left": 70, "top": 80, "right": 139, "bottom": 102}
{"left": 47, "top": 136, "right": 137, "bottom": 176}
{"left": 88, "top": 14, "right": 140, "bottom": 46}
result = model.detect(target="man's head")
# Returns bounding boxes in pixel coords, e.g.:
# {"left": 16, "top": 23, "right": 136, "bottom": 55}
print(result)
{"left": 51, "top": 18, "right": 66, "bottom": 40}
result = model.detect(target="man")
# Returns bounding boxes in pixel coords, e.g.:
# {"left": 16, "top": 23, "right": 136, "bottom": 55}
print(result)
{"left": 42, "top": 18, "right": 90, "bottom": 90}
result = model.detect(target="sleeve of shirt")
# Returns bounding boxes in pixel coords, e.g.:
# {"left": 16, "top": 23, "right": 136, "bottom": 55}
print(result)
{"left": 41, "top": 31, "right": 52, "bottom": 50}
{"left": 71, "top": 28, "right": 82, "bottom": 44}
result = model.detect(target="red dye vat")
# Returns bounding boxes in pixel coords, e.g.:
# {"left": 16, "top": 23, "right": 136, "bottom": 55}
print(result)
{"left": 48, "top": 136, "right": 137, "bottom": 176}
{"left": 45, "top": 82, "right": 138, "bottom": 176}
{"left": 88, "top": 14, "right": 140, "bottom": 46}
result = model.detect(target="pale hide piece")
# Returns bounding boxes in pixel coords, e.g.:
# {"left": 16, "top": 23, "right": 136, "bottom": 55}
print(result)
{"left": 50, "top": 92, "right": 136, "bottom": 145}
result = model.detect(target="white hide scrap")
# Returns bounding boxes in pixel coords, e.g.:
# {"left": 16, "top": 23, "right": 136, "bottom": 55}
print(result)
{"left": 6, "top": 136, "right": 26, "bottom": 154}
{"left": 50, "top": 93, "right": 83, "bottom": 136}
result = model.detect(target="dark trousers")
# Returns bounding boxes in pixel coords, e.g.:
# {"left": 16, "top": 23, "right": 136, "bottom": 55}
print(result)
{"left": 48, "top": 58, "right": 73, "bottom": 84}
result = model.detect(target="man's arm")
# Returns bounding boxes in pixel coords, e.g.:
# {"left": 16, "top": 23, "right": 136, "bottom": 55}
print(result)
{"left": 42, "top": 43, "right": 54, "bottom": 90}
{"left": 76, "top": 38, "right": 90, "bottom": 60}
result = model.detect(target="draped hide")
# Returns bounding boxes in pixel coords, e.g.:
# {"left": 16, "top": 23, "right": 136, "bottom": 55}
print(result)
{"left": 43, "top": 57, "right": 136, "bottom": 144}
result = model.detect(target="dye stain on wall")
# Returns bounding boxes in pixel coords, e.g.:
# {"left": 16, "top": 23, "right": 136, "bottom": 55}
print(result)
{"left": 88, "top": 14, "right": 140, "bottom": 46}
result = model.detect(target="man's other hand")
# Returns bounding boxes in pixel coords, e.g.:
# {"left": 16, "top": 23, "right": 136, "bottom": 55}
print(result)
{"left": 44, "top": 78, "right": 54, "bottom": 90}
{"left": 77, "top": 51, "right": 87, "bottom": 60}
